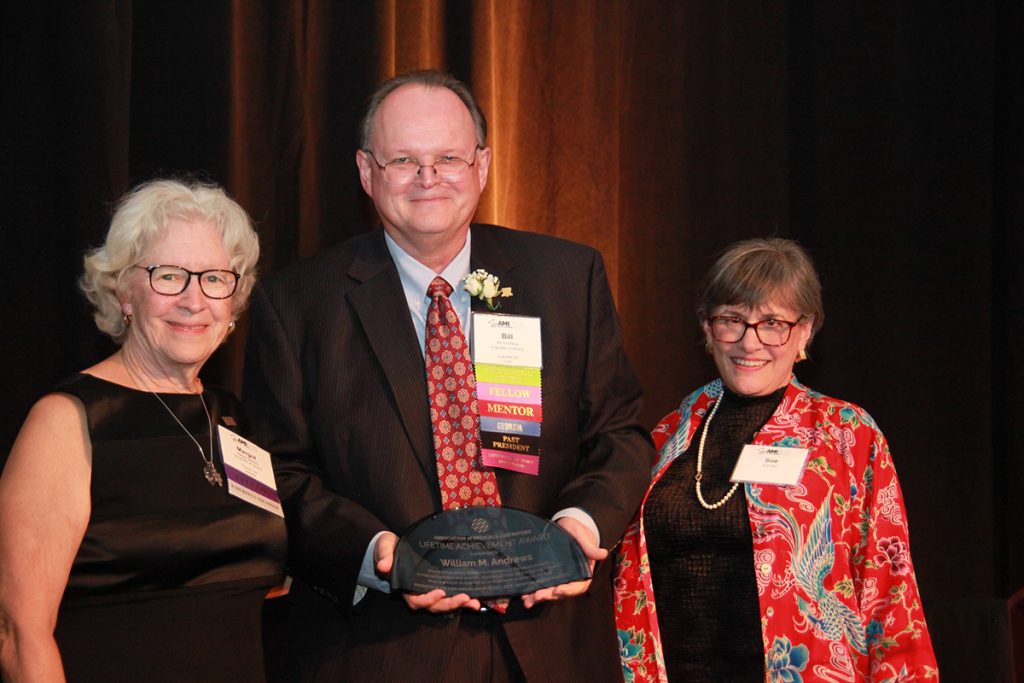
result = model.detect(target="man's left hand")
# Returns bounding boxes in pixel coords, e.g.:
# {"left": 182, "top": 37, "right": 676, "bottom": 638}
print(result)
{"left": 520, "top": 516, "right": 607, "bottom": 609}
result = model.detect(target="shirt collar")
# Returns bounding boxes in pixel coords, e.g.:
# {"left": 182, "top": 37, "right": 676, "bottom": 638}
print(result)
{"left": 384, "top": 229, "right": 473, "bottom": 311}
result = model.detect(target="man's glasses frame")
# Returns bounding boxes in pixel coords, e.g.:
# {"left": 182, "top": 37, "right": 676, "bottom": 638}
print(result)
{"left": 364, "top": 149, "right": 479, "bottom": 184}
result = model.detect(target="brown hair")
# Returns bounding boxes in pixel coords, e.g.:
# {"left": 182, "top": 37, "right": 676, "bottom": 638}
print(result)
{"left": 359, "top": 69, "right": 487, "bottom": 150}
{"left": 696, "top": 237, "right": 824, "bottom": 340}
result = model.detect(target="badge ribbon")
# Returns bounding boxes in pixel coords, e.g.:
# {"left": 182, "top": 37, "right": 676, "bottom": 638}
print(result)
{"left": 471, "top": 314, "right": 543, "bottom": 476}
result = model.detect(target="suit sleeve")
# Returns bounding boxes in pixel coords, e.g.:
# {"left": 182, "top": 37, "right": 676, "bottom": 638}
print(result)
{"left": 243, "top": 282, "right": 387, "bottom": 607}
{"left": 552, "top": 252, "right": 655, "bottom": 549}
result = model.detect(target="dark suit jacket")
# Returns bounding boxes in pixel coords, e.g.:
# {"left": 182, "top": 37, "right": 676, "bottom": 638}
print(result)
{"left": 243, "top": 224, "right": 654, "bottom": 682}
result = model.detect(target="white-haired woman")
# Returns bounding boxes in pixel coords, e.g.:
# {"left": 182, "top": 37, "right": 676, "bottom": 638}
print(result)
{"left": 0, "top": 179, "right": 286, "bottom": 682}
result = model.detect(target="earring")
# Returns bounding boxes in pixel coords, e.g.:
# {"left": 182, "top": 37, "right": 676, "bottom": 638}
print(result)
{"left": 123, "top": 312, "right": 132, "bottom": 327}
{"left": 797, "top": 348, "right": 808, "bottom": 362}
{"left": 228, "top": 321, "right": 236, "bottom": 332}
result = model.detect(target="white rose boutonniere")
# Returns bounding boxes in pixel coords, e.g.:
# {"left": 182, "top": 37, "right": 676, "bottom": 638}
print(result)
{"left": 463, "top": 269, "right": 513, "bottom": 311}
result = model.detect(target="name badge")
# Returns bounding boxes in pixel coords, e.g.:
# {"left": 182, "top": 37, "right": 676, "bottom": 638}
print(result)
{"left": 471, "top": 313, "right": 543, "bottom": 368}
{"left": 217, "top": 426, "right": 284, "bottom": 517}
{"left": 472, "top": 313, "right": 543, "bottom": 476}
{"left": 730, "top": 444, "right": 810, "bottom": 487}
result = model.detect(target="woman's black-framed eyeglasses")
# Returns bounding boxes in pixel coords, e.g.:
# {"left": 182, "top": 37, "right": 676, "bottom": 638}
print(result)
{"left": 135, "top": 265, "right": 240, "bottom": 299}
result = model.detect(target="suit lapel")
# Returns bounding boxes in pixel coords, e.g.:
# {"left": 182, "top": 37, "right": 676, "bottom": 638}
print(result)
{"left": 469, "top": 225, "right": 519, "bottom": 316}
{"left": 346, "top": 232, "right": 435, "bottom": 480}
{"left": 467, "top": 226, "right": 525, "bottom": 499}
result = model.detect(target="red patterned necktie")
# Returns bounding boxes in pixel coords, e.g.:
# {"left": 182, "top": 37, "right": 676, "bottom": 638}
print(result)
{"left": 425, "top": 277, "right": 509, "bottom": 612}
{"left": 425, "top": 277, "right": 502, "bottom": 509}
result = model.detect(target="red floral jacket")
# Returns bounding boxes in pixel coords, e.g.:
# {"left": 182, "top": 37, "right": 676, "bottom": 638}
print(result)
{"left": 614, "top": 377, "right": 938, "bottom": 682}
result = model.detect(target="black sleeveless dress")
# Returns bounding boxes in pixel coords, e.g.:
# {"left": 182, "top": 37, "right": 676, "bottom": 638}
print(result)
{"left": 52, "top": 374, "right": 287, "bottom": 682}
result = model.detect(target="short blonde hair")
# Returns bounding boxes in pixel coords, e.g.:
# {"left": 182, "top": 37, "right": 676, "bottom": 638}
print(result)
{"left": 80, "top": 179, "right": 260, "bottom": 343}
{"left": 696, "top": 237, "right": 824, "bottom": 343}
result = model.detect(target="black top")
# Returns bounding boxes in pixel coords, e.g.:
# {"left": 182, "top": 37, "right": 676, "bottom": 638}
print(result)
{"left": 52, "top": 373, "right": 287, "bottom": 682}
{"left": 645, "top": 386, "right": 786, "bottom": 682}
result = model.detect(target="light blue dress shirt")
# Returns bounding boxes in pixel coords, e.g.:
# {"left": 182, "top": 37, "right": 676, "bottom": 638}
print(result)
{"left": 385, "top": 230, "right": 474, "bottom": 356}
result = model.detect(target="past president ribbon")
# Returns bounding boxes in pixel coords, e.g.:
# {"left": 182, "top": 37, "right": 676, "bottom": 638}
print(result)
{"left": 480, "top": 431, "right": 541, "bottom": 455}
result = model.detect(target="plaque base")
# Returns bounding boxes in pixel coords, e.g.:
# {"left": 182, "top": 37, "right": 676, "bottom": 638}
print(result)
{"left": 391, "top": 506, "right": 591, "bottom": 599}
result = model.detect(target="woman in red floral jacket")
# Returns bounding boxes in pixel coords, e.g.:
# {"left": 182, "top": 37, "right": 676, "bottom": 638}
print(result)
{"left": 614, "top": 238, "right": 937, "bottom": 682}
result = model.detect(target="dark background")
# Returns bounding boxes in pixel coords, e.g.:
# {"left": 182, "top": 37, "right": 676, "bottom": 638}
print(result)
{"left": 2, "top": 2, "right": 1020, "bottom": 679}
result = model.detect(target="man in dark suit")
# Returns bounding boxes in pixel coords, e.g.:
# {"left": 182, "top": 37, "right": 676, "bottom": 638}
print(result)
{"left": 244, "top": 70, "right": 654, "bottom": 682}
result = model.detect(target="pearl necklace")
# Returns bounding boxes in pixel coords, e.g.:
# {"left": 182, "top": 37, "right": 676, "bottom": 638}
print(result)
{"left": 694, "top": 396, "right": 740, "bottom": 510}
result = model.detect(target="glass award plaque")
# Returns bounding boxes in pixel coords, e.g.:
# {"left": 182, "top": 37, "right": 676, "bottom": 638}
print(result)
{"left": 390, "top": 506, "right": 592, "bottom": 599}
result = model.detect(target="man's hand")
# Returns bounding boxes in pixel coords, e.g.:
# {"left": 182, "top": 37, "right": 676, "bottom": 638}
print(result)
{"left": 374, "top": 531, "right": 482, "bottom": 613}
{"left": 521, "top": 516, "right": 607, "bottom": 609}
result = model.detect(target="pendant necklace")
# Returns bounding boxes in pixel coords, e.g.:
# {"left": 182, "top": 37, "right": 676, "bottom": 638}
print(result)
{"left": 125, "top": 364, "right": 224, "bottom": 487}
{"left": 150, "top": 390, "right": 224, "bottom": 487}
{"left": 694, "top": 395, "right": 740, "bottom": 510}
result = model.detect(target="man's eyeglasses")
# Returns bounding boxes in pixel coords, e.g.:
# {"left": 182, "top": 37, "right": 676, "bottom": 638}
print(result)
{"left": 708, "top": 315, "right": 803, "bottom": 347}
{"left": 365, "top": 150, "right": 478, "bottom": 185}
{"left": 136, "top": 265, "right": 240, "bottom": 299}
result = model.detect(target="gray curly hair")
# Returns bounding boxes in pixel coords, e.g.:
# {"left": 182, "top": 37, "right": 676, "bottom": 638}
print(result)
{"left": 80, "top": 179, "right": 259, "bottom": 343}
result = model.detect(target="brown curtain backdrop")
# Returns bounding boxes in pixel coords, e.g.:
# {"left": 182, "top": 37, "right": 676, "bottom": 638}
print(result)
{"left": 471, "top": 0, "right": 627, "bottom": 284}
{"left": 2, "top": 2, "right": 1021, "bottom": 679}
